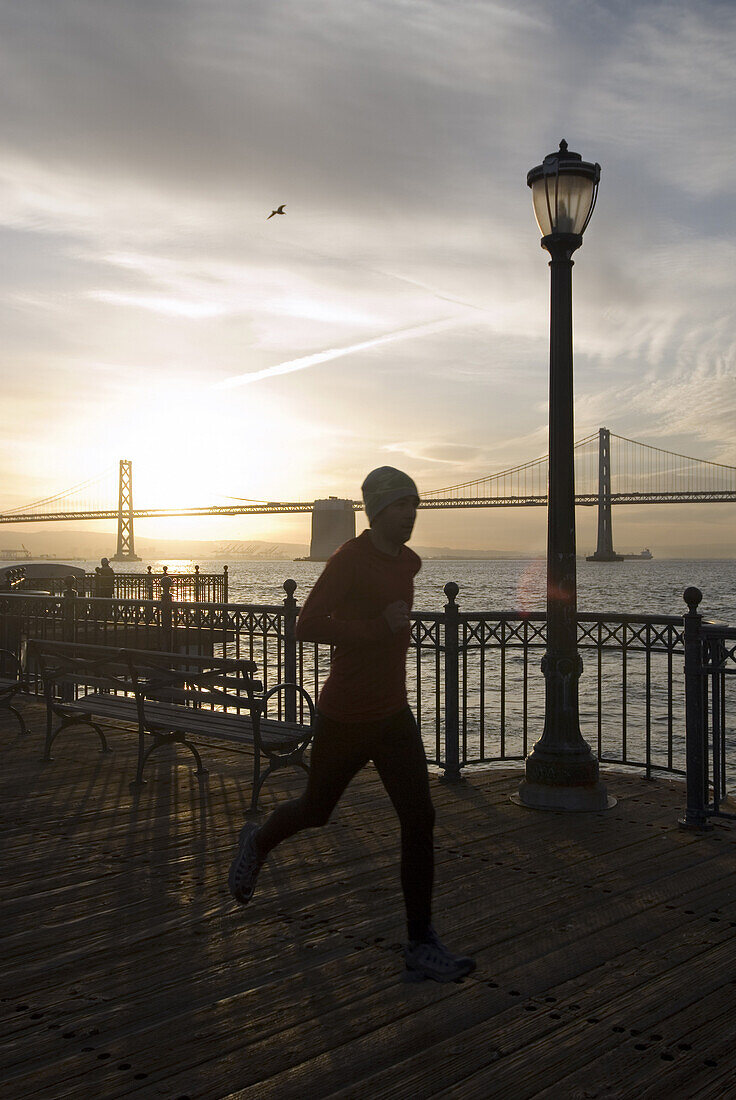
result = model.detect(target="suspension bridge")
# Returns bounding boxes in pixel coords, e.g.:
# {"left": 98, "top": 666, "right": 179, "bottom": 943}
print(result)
{"left": 1, "top": 428, "right": 735, "bottom": 561}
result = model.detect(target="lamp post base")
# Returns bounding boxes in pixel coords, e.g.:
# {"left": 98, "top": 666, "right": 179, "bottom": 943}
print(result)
{"left": 515, "top": 724, "right": 616, "bottom": 811}
{"left": 513, "top": 779, "right": 615, "bottom": 812}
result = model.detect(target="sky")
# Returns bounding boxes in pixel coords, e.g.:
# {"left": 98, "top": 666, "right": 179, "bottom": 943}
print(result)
{"left": 1, "top": 0, "right": 735, "bottom": 556}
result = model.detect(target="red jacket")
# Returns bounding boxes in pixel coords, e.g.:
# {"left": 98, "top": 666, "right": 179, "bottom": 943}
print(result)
{"left": 295, "top": 530, "right": 421, "bottom": 722}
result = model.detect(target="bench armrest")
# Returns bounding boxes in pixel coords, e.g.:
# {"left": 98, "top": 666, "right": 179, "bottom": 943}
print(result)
{"left": 259, "top": 682, "right": 315, "bottom": 726}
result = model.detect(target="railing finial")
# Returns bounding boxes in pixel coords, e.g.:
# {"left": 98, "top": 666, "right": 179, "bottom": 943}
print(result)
{"left": 683, "top": 587, "right": 703, "bottom": 615}
{"left": 444, "top": 581, "right": 459, "bottom": 605}
{"left": 283, "top": 578, "right": 297, "bottom": 598}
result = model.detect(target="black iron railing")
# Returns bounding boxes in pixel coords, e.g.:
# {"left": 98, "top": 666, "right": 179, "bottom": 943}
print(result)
{"left": 90, "top": 565, "right": 228, "bottom": 603}
{"left": 37, "top": 565, "right": 229, "bottom": 602}
{"left": 0, "top": 578, "right": 694, "bottom": 780}
{"left": 681, "top": 588, "right": 736, "bottom": 827}
{"left": 431, "top": 587, "right": 685, "bottom": 779}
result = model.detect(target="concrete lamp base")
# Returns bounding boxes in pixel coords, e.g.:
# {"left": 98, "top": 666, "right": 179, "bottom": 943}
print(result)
{"left": 513, "top": 780, "right": 616, "bottom": 812}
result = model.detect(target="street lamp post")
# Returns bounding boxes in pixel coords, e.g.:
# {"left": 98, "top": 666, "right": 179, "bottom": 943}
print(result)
{"left": 517, "top": 140, "right": 613, "bottom": 812}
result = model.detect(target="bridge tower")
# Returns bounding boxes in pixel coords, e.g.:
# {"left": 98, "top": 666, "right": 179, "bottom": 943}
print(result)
{"left": 112, "top": 459, "right": 141, "bottom": 562}
{"left": 309, "top": 498, "right": 356, "bottom": 560}
{"left": 586, "top": 427, "right": 623, "bottom": 562}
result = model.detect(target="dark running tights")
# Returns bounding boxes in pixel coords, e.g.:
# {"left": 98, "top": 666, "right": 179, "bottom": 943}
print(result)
{"left": 256, "top": 706, "right": 435, "bottom": 942}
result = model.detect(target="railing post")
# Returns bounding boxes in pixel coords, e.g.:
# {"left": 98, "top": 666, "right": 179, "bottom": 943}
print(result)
{"left": 161, "top": 571, "right": 173, "bottom": 652}
{"left": 62, "top": 575, "right": 77, "bottom": 643}
{"left": 441, "top": 581, "right": 462, "bottom": 783}
{"left": 283, "top": 579, "right": 298, "bottom": 722}
{"left": 146, "top": 565, "right": 154, "bottom": 601}
{"left": 194, "top": 564, "right": 201, "bottom": 603}
{"left": 61, "top": 576, "right": 77, "bottom": 701}
{"left": 679, "top": 586, "right": 713, "bottom": 830}
{"left": 223, "top": 565, "right": 229, "bottom": 604}
{"left": 711, "top": 636, "right": 726, "bottom": 813}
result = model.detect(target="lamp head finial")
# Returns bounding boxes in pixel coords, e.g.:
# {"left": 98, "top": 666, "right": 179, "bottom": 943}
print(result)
{"left": 527, "top": 140, "right": 600, "bottom": 243}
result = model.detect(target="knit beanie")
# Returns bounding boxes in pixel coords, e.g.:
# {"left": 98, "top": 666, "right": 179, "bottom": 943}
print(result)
{"left": 361, "top": 466, "right": 419, "bottom": 523}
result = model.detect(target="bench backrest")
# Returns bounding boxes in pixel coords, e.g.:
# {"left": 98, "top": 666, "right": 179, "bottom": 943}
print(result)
{"left": 28, "top": 640, "right": 135, "bottom": 696}
{"left": 126, "top": 649, "right": 262, "bottom": 713}
{"left": 28, "top": 640, "right": 263, "bottom": 713}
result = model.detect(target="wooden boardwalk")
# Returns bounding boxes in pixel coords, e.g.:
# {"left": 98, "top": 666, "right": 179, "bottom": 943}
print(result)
{"left": 2, "top": 700, "right": 736, "bottom": 1099}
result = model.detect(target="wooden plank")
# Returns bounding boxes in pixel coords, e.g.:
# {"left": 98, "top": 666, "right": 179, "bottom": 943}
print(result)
{"left": 535, "top": 978, "right": 736, "bottom": 1099}
{"left": 321, "top": 937, "right": 736, "bottom": 1100}
{"left": 2, "top": 702, "right": 735, "bottom": 1099}
{"left": 5, "top": 786, "right": 725, "bottom": 994}
{"left": 4, "top": 871, "right": 730, "bottom": 1095}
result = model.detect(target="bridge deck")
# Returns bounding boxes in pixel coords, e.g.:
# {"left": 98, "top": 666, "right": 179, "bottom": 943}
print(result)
{"left": 3, "top": 490, "right": 736, "bottom": 522}
{"left": 2, "top": 700, "right": 736, "bottom": 1099}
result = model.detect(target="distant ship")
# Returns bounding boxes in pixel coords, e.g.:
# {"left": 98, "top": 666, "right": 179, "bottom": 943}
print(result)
{"left": 622, "top": 548, "right": 653, "bottom": 560}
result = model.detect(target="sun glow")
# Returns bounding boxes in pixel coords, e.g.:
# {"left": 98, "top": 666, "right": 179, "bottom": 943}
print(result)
{"left": 83, "top": 379, "right": 318, "bottom": 519}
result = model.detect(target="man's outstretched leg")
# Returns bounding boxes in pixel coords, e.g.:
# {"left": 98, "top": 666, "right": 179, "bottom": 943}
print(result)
{"left": 372, "top": 708, "right": 476, "bottom": 982}
{"left": 228, "top": 714, "right": 368, "bottom": 905}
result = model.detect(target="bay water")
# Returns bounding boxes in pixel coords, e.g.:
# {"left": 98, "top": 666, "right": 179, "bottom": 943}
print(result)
{"left": 87, "top": 555, "right": 736, "bottom": 622}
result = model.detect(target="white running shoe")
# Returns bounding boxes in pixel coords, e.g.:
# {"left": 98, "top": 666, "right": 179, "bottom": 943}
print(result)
{"left": 404, "top": 927, "right": 476, "bottom": 983}
{"left": 227, "top": 822, "right": 264, "bottom": 905}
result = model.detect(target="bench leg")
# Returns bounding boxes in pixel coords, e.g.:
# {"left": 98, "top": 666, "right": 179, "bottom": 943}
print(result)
{"left": 43, "top": 700, "right": 110, "bottom": 761}
{"left": 131, "top": 729, "right": 152, "bottom": 789}
{"left": 44, "top": 717, "right": 110, "bottom": 761}
{"left": 248, "top": 749, "right": 265, "bottom": 815}
{"left": 247, "top": 749, "right": 310, "bottom": 814}
{"left": 90, "top": 722, "right": 111, "bottom": 754}
{"left": 249, "top": 759, "right": 273, "bottom": 815}
{"left": 131, "top": 732, "right": 209, "bottom": 790}
{"left": 6, "top": 703, "right": 27, "bottom": 737}
{"left": 182, "top": 738, "right": 209, "bottom": 779}
{"left": 44, "top": 703, "right": 54, "bottom": 761}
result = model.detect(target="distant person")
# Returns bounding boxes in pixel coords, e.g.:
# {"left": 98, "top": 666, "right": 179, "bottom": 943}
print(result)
{"left": 95, "top": 558, "right": 115, "bottom": 599}
{"left": 227, "top": 466, "right": 476, "bottom": 983}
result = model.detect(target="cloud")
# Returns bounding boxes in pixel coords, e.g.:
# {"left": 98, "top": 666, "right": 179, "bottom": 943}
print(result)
{"left": 0, "top": 1, "right": 543, "bottom": 208}
{"left": 587, "top": 3, "right": 735, "bottom": 198}
{"left": 214, "top": 314, "right": 468, "bottom": 388}
{"left": 385, "top": 441, "right": 483, "bottom": 465}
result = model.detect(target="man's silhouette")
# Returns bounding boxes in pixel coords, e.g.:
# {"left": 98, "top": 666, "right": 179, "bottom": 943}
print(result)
{"left": 228, "top": 467, "right": 476, "bottom": 982}
{"left": 95, "top": 558, "right": 115, "bottom": 598}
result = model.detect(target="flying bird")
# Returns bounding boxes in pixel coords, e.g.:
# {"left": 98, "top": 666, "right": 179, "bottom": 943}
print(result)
{"left": 267, "top": 205, "right": 286, "bottom": 219}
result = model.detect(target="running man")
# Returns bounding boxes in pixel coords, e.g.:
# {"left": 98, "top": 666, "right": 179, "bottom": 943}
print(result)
{"left": 228, "top": 466, "right": 475, "bottom": 983}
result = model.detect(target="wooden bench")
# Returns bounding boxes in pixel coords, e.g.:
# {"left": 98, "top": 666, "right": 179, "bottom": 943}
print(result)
{"left": 0, "top": 648, "right": 28, "bottom": 736}
{"left": 28, "top": 640, "right": 314, "bottom": 811}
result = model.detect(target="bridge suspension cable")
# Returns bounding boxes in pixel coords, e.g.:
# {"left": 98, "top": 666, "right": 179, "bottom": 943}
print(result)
{"left": 421, "top": 432, "right": 599, "bottom": 502}
{"left": 0, "top": 464, "right": 117, "bottom": 517}
{"left": 609, "top": 432, "right": 736, "bottom": 496}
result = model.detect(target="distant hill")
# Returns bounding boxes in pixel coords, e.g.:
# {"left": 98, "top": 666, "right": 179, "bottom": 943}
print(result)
{"left": 0, "top": 528, "right": 308, "bottom": 562}
{"left": 414, "top": 546, "right": 543, "bottom": 560}
{"left": 2, "top": 528, "right": 542, "bottom": 563}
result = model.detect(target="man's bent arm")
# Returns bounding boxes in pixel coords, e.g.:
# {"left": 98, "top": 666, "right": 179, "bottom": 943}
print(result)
{"left": 295, "top": 555, "right": 391, "bottom": 646}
